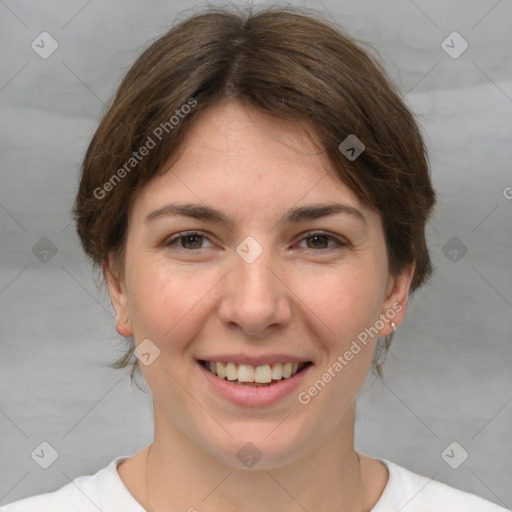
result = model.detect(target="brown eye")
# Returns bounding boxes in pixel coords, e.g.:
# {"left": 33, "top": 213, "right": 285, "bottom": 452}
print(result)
{"left": 298, "top": 232, "right": 347, "bottom": 251}
{"left": 305, "top": 234, "right": 330, "bottom": 249}
{"left": 179, "top": 234, "right": 204, "bottom": 249}
{"left": 163, "top": 232, "right": 214, "bottom": 250}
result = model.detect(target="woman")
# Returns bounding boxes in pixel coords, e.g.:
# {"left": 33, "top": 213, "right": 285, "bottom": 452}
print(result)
{"left": 2, "top": 4, "right": 507, "bottom": 511}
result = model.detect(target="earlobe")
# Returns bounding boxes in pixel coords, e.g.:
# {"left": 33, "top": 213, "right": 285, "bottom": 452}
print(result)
{"left": 379, "top": 262, "right": 415, "bottom": 336}
{"left": 115, "top": 317, "right": 133, "bottom": 337}
{"left": 104, "top": 256, "right": 133, "bottom": 337}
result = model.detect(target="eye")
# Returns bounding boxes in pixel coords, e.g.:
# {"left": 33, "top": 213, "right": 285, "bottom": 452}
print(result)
{"left": 162, "top": 230, "right": 347, "bottom": 252}
{"left": 163, "top": 231, "right": 214, "bottom": 250}
{"left": 296, "top": 232, "right": 347, "bottom": 251}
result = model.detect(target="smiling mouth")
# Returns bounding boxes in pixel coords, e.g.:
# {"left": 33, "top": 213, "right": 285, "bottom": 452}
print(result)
{"left": 199, "top": 360, "right": 313, "bottom": 387}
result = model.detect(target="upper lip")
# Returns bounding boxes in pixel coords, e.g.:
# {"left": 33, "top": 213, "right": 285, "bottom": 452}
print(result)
{"left": 197, "top": 354, "right": 312, "bottom": 366}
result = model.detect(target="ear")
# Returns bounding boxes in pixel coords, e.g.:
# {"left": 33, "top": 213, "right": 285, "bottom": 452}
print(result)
{"left": 104, "top": 255, "right": 133, "bottom": 338}
{"left": 378, "top": 261, "right": 415, "bottom": 336}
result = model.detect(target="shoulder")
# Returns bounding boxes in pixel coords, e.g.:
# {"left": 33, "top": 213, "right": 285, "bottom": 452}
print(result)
{"left": 0, "top": 473, "right": 98, "bottom": 512}
{"left": 372, "top": 458, "right": 509, "bottom": 512}
{"left": 0, "top": 456, "right": 144, "bottom": 512}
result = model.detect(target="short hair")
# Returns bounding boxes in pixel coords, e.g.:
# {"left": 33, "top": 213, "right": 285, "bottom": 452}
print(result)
{"left": 73, "top": 4, "right": 436, "bottom": 383}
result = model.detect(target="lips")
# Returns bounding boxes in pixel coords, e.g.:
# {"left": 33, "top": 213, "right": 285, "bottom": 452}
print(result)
{"left": 196, "top": 358, "right": 313, "bottom": 406}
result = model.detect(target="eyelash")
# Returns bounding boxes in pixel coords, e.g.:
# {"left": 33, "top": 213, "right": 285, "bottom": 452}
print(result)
{"left": 162, "top": 230, "right": 348, "bottom": 253}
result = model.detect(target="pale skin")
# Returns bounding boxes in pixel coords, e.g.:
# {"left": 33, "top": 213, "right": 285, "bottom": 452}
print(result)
{"left": 107, "top": 100, "right": 415, "bottom": 512}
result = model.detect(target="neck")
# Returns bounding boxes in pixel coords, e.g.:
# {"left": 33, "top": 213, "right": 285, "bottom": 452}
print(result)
{"left": 143, "top": 401, "right": 373, "bottom": 512}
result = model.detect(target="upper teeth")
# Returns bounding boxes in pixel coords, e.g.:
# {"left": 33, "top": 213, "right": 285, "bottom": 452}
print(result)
{"left": 205, "top": 361, "right": 305, "bottom": 383}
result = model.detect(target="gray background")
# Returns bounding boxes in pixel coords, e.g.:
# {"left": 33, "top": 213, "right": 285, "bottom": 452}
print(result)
{"left": 1, "top": 0, "right": 511, "bottom": 508}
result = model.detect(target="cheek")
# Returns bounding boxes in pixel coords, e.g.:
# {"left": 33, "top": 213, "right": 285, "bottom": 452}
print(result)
{"left": 292, "top": 262, "right": 385, "bottom": 341}
{"left": 125, "top": 256, "right": 223, "bottom": 347}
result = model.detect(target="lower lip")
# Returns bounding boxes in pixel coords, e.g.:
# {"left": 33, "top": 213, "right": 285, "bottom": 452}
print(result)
{"left": 197, "top": 361, "right": 312, "bottom": 407}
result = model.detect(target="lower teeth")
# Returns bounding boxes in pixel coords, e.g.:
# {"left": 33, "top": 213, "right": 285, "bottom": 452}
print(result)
{"left": 232, "top": 380, "right": 279, "bottom": 387}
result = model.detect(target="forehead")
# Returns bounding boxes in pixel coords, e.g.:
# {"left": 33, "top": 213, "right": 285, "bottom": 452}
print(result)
{"left": 131, "top": 101, "right": 373, "bottom": 223}
{"left": 183, "top": 101, "right": 318, "bottom": 151}
{"left": 164, "top": 101, "right": 329, "bottom": 179}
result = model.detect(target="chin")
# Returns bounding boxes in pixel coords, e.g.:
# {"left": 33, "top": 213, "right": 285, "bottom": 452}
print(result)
{"left": 205, "top": 429, "right": 308, "bottom": 471}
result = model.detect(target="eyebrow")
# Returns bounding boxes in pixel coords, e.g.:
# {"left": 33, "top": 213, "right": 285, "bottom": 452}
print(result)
{"left": 144, "top": 201, "right": 367, "bottom": 228}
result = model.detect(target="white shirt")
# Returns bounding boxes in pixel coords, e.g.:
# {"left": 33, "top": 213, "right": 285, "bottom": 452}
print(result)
{"left": 1, "top": 455, "right": 508, "bottom": 512}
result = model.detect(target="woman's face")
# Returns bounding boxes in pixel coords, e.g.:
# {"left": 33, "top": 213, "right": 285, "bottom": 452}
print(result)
{"left": 108, "top": 101, "right": 413, "bottom": 469}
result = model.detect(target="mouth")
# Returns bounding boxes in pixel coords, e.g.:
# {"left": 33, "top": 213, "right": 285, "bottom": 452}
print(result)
{"left": 198, "top": 360, "right": 313, "bottom": 387}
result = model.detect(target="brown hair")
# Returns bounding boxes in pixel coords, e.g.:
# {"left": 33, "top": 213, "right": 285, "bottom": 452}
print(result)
{"left": 73, "top": 4, "right": 435, "bottom": 383}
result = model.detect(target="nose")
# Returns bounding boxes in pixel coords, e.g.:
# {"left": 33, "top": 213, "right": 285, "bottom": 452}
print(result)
{"left": 218, "top": 243, "right": 293, "bottom": 337}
